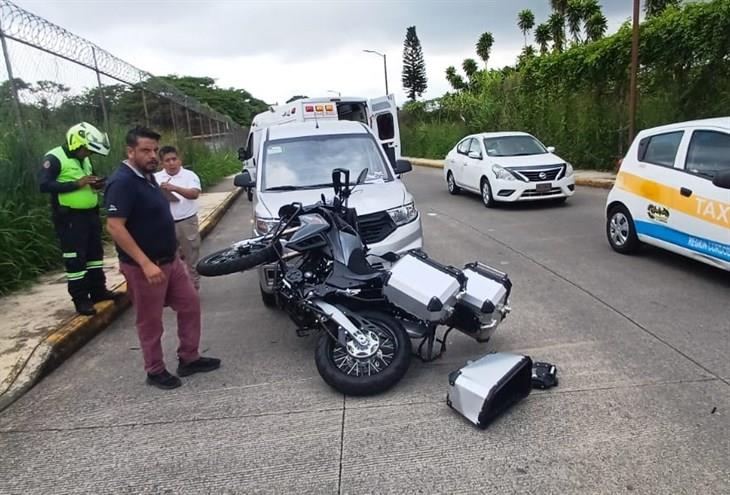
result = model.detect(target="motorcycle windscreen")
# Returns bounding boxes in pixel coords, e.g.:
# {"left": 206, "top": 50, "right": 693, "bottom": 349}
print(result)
{"left": 447, "top": 353, "right": 532, "bottom": 429}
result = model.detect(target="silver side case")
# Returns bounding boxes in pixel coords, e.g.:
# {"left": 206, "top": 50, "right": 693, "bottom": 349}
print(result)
{"left": 447, "top": 352, "right": 532, "bottom": 428}
{"left": 383, "top": 251, "right": 462, "bottom": 322}
{"left": 449, "top": 262, "right": 512, "bottom": 342}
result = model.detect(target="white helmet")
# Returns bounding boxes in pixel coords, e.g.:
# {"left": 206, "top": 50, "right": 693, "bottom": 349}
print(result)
{"left": 66, "top": 122, "right": 111, "bottom": 156}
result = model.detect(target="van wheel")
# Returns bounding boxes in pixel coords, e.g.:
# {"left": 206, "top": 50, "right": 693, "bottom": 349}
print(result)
{"left": 480, "top": 178, "right": 496, "bottom": 208}
{"left": 447, "top": 172, "right": 460, "bottom": 195}
{"left": 607, "top": 205, "right": 640, "bottom": 254}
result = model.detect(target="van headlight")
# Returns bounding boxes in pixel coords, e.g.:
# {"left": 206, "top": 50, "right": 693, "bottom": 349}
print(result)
{"left": 492, "top": 164, "right": 516, "bottom": 181}
{"left": 565, "top": 162, "right": 574, "bottom": 177}
{"left": 387, "top": 202, "right": 418, "bottom": 226}
{"left": 255, "top": 216, "right": 278, "bottom": 235}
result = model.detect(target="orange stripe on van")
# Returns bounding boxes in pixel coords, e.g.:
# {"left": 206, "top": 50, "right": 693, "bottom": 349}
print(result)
{"left": 616, "top": 171, "right": 730, "bottom": 229}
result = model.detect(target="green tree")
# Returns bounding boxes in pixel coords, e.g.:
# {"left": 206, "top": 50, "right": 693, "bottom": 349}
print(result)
{"left": 476, "top": 32, "right": 495, "bottom": 67}
{"left": 535, "top": 23, "right": 552, "bottom": 54}
{"left": 645, "top": 0, "right": 680, "bottom": 17}
{"left": 401, "top": 26, "right": 428, "bottom": 101}
{"left": 517, "top": 9, "right": 536, "bottom": 47}
{"left": 551, "top": 0, "right": 569, "bottom": 15}
{"left": 462, "top": 58, "right": 479, "bottom": 78}
{"left": 160, "top": 75, "right": 267, "bottom": 125}
{"left": 445, "top": 66, "right": 467, "bottom": 91}
{"left": 585, "top": 11, "right": 608, "bottom": 41}
{"left": 566, "top": 0, "right": 585, "bottom": 43}
{"left": 548, "top": 12, "right": 566, "bottom": 52}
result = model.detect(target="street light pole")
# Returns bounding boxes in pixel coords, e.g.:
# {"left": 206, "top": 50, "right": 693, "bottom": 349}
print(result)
{"left": 363, "top": 49, "right": 389, "bottom": 95}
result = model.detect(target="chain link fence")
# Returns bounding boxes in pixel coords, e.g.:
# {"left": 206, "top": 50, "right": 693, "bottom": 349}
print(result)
{"left": 0, "top": 0, "right": 249, "bottom": 294}
{"left": 0, "top": 0, "right": 247, "bottom": 160}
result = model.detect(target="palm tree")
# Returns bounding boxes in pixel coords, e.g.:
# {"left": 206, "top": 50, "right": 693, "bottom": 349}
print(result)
{"left": 645, "top": 0, "right": 680, "bottom": 17}
{"left": 462, "top": 58, "right": 479, "bottom": 78}
{"left": 584, "top": 11, "right": 608, "bottom": 42}
{"left": 476, "top": 32, "right": 495, "bottom": 67}
{"left": 517, "top": 9, "right": 536, "bottom": 47}
{"left": 445, "top": 66, "right": 467, "bottom": 91}
{"left": 550, "top": 0, "right": 569, "bottom": 16}
{"left": 566, "top": 0, "right": 584, "bottom": 44}
{"left": 548, "top": 12, "right": 566, "bottom": 53}
{"left": 535, "top": 23, "right": 552, "bottom": 55}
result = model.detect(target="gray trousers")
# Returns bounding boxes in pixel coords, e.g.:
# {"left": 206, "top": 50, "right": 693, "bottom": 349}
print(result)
{"left": 175, "top": 214, "right": 201, "bottom": 288}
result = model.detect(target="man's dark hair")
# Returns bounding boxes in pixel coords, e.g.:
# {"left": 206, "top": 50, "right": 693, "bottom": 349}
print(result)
{"left": 126, "top": 126, "right": 161, "bottom": 147}
{"left": 159, "top": 145, "right": 178, "bottom": 159}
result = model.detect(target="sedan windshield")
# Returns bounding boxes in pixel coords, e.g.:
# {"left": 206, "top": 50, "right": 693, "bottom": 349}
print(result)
{"left": 262, "top": 134, "right": 392, "bottom": 191}
{"left": 483, "top": 136, "right": 547, "bottom": 157}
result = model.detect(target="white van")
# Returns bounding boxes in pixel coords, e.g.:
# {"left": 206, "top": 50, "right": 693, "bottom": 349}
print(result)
{"left": 240, "top": 94, "right": 401, "bottom": 175}
{"left": 240, "top": 120, "right": 423, "bottom": 305}
{"left": 605, "top": 117, "right": 730, "bottom": 270}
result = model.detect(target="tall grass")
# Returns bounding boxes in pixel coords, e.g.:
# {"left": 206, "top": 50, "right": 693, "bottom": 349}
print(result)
{"left": 0, "top": 125, "right": 240, "bottom": 296}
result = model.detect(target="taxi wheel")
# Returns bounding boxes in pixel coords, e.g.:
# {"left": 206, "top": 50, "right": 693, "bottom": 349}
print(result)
{"left": 447, "top": 172, "right": 460, "bottom": 195}
{"left": 607, "top": 205, "right": 640, "bottom": 254}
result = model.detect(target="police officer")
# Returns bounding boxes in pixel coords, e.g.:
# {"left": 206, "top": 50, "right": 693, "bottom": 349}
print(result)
{"left": 39, "top": 122, "right": 119, "bottom": 315}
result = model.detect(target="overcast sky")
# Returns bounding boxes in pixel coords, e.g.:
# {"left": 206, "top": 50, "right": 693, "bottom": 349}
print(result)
{"left": 12, "top": 0, "right": 633, "bottom": 106}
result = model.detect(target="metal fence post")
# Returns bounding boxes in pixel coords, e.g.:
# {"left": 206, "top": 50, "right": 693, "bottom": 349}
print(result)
{"left": 0, "top": 17, "right": 26, "bottom": 139}
{"left": 91, "top": 47, "right": 109, "bottom": 130}
{"left": 141, "top": 88, "right": 150, "bottom": 126}
{"left": 185, "top": 104, "right": 192, "bottom": 136}
{"left": 169, "top": 101, "right": 178, "bottom": 140}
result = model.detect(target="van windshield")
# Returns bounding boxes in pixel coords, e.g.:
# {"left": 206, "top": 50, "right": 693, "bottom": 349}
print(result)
{"left": 483, "top": 136, "right": 547, "bottom": 157}
{"left": 261, "top": 134, "right": 393, "bottom": 191}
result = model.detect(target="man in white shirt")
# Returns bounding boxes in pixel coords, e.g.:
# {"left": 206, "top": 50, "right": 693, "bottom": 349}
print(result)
{"left": 154, "top": 146, "right": 202, "bottom": 289}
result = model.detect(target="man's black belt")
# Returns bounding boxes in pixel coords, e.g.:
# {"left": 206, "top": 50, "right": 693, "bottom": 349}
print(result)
{"left": 174, "top": 213, "right": 197, "bottom": 223}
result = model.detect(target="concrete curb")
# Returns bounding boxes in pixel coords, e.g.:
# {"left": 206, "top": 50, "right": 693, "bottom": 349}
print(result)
{"left": 0, "top": 186, "right": 242, "bottom": 412}
{"left": 404, "top": 157, "right": 616, "bottom": 189}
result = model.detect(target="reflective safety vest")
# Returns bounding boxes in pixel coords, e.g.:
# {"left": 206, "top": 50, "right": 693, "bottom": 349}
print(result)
{"left": 46, "top": 146, "right": 99, "bottom": 209}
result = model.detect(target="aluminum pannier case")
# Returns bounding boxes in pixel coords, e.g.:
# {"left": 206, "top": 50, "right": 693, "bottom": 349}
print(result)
{"left": 447, "top": 352, "right": 532, "bottom": 428}
{"left": 448, "top": 262, "right": 512, "bottom": 342}
{"left": 383, "top": 250, "right": 464, "bottom": 322}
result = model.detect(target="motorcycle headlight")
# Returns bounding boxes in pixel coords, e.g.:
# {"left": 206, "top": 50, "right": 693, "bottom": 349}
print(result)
{"left": 492, "top": 164, "right": 516, "bottom": 181}
{"left": 565, "top": 162, "right": 574, "bottom": 177}
{"left": 387, "top": 202, "right": 418, "bottom": 226}
{"left": 255, "top": 216, "right": 278, "bottom": 235}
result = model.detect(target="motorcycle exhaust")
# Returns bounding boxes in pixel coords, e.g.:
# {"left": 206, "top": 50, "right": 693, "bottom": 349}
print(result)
{"left": 447, "top": 352, "right": 532, "bottom": 428}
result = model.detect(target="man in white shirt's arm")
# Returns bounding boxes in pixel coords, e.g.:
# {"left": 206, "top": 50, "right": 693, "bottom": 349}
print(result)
{"left": 155, "top": 146, "right": 202, "bottom": 289}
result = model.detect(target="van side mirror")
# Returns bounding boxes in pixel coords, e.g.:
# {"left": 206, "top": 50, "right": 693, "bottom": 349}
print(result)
{"left": 546, "top": 146, "right": 556, "bottom": 153}
{"left": 394, "top": 159, "right": 412, "bottom": 174}
{"left": 238, "top": 147, "right": 252, "bottom": 161}
{"left": 234, "top": 170, "right": 254, "bottom": 188}
{"left": 711, "top": 170, "right": 730, "bottom": 189}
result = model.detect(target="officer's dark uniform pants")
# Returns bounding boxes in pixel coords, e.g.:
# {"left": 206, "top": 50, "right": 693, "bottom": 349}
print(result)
{"left": 52, "top": 207, "right": 107, "bottom": 302}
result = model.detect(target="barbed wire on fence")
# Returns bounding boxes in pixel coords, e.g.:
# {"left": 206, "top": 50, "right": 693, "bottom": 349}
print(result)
{"left": 0, "top": 0, "right": 240, "bottom": 134}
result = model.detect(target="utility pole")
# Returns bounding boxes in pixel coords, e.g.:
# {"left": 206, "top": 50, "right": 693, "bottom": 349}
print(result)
{"left": 363, "top": 49, "right": 389, "bottom": 95}
{"left": 628, "top": 0, "right": 640, "bottom": 143}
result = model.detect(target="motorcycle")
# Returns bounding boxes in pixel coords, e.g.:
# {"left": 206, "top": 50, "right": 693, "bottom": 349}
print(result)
{"left": 197, "top": 168, "right": 518, "bottom": 396}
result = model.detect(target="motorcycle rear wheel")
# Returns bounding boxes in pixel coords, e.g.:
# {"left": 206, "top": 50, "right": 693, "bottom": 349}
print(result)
{"left": 315, "top": 310, "right": 411, "bottom": 396}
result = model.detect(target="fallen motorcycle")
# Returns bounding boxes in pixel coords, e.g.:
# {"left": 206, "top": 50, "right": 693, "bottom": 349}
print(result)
{"left": 197, "top": 168, "right": 526, "bottom": 397}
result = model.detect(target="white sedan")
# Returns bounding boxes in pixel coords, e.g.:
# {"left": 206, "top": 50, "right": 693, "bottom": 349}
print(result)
{"left": 443, "top": 132, "right": 575, "bottom": 207}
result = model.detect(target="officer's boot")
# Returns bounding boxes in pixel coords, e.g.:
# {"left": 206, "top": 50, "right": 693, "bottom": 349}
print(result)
{"left": 87, "top": 260, "right": 120, "bottom": 303}
{"left": 73, "top": 298, "right": 97, "bottom": 316}
{"left": 69, "top": 277, "right": 96, "bottom": 316}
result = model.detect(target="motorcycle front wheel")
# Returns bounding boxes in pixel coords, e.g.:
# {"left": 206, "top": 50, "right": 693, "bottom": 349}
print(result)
{"left": 315, "top": 310, "right": 411, "bottom": 396}
{"left": 197, "top": 240, "right": 278, "bottom": 277}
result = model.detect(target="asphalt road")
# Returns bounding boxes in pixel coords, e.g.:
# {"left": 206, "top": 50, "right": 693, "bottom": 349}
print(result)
{"left": 1, "top": 167, "right": 728, "bottom": 494}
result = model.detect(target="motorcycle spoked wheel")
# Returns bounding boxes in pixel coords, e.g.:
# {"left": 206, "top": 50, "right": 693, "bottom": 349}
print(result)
{"left": 315, "top": 310, "right": 411, "bottom": 396}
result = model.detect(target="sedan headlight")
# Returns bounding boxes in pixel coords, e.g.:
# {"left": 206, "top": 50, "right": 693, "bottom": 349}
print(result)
{"left": 565, "top": 162, "right": 574, "bottom": 177}
{"left": 387, "top": 202, "right": 418, "bottom": 226}
{"left": 255, "top": 216, "right": 279, "bottom": 235}
{"left": 492, "top": 164, "right": 516, "bottom": 181}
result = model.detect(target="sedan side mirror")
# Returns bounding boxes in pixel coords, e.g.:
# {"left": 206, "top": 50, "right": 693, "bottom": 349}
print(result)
{"left": 468, "top": 151, "right": 482, "bottom": 160}
{"left": 711, "top": 170, "right": 730, "bottom": 189}
{"left": 394, "top": 159, "right": 412, "bottom": 174}
{"left": 546, "top": 146, "right": 556, "bottom": 153}
{"left": 234, "top": 170, "right": 254, "bottom": 188}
